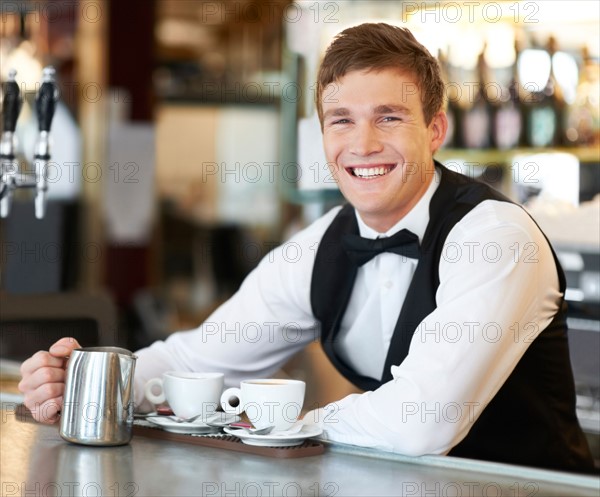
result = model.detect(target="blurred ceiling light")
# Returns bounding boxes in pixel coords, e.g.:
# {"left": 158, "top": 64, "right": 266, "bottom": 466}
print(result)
{"left": 412, "top": 25, "right": 449, "bottom": 58}
{"left": 553, "top": 51, "right": 579, "bottom": 104}
{"left": 531, "top": 0, "right": 599, "bottom": 23}
{"left": 448, "top": 28, "right": 483, "bottom": 69}
{"left": 484, "top": 24, "right": 516, "bottom": 68}
{"left": 518, "top": 49, "right": 551, "bottom": 93}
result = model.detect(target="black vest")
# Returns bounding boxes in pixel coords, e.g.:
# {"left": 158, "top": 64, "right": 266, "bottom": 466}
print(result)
{"left": 310, "top": 164, "right": 594, "bottom": 473}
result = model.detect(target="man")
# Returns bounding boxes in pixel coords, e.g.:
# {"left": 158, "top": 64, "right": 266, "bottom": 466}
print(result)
{"left": 19, "top": 23, "right": 593, "bottom": 472}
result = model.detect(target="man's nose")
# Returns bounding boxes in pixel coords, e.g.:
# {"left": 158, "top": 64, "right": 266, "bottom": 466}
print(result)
{"left": 349, "top": 124, "right": 383, "bottom": 156}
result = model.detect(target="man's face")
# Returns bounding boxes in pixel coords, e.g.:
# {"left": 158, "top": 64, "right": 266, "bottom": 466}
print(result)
{"left": 321, "top": 68, "right": 447, "bottom": 232}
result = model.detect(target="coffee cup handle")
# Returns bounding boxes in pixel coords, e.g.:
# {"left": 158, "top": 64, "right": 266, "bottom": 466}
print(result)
{"left": 220, "top": 387, "right": 244, "bottom": 415}
{"left": 144, "top": 378, "right": 166, "bottom": 405}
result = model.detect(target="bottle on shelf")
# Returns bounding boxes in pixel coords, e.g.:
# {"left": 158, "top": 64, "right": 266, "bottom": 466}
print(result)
{"left": 521, "top": 36, "right": 565, "bottom": 148}
{"left": 492, "top": 39, "right": 524, "bottom": 150}
{"left": 564, "top": 46, "right": 600, "bottom": 146}
{"left": 437, "top": 49, "right": 457, "bottom": 149}
{"left": 461, "top": 46, "right": 493, "bottom": 149}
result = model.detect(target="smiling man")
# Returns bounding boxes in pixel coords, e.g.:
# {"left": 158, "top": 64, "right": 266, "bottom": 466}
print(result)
{"left": 320, "top": 68, "right": 444, "bottom": 232}
{"left": 19, "top": 23, "right": 594, "bottom": 473}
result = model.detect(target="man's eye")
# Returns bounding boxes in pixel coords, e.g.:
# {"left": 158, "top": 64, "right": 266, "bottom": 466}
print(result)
{"left": 382, "top": 116, "right": 401, "bottom": 122}
{"left": 331, "top": 118, "right": 350, "bottom": 125}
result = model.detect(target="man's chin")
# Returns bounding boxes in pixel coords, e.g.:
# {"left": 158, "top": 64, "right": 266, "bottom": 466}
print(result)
{"left": 348, "top": 201, "right": 385, "bottom": 219}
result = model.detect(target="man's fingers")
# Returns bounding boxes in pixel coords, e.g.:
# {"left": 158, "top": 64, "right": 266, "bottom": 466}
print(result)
{"left": 23, "top": 381, "right": 65, "bottom": 422}
{"left": 20, "top": 338, "right": 80, "bottom": 377}
{"left": 27, "top": 396, "right": 63, "bottom": 425}
{"left": 23, "top": 381, "right": 65, "bottom": 407}
{"left": 20, "top": 350, "right": 64, "bottom": 377}
{"left": 18, "top": 365, "right": 66, "bottom": 393}
{"left": 49, "top": 337, "right": 81, "bottom": 357}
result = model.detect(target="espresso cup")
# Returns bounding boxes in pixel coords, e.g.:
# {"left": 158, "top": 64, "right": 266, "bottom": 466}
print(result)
{"left": 144, "top": 372, "right": 224, "bottom": 419}
{"left": 220, "top": 379, "right": 305, "bottom": 432}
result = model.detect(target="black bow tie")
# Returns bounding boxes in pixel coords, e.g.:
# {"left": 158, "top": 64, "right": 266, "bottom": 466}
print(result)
{"left": 342, "top": 229, "right": 421, "bottom": 266}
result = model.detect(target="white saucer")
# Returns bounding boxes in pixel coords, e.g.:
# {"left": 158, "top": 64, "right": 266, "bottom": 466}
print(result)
{"left": 144, "top": 412, "right": 240, "bottom": 435}
{"left": 146, "top": 416, "right": 220, "bottom": 434}
{"left": 223, "top": 425, "right": 323, "bottom": 447}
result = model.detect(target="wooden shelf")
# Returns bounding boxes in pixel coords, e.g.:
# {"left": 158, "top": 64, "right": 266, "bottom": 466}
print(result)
{"left": 436, "top": 147, "right": 600, "bottom": 164}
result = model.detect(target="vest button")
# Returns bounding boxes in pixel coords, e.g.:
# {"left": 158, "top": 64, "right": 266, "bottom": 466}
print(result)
{"left": 384, "top": 280, "right": 393, "bottom": 289}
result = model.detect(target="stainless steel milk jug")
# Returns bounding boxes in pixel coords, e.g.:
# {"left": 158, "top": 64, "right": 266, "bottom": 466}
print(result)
{"left": 59, "top": 347, "right": 137, "bottom": 446}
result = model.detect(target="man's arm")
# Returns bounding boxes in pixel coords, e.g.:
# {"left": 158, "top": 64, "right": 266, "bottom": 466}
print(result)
{"left": 306, "top": 201, "right": 561, "bottom": 455}
{"left": 133, "top": 209, "right": 343, "bottom": 409}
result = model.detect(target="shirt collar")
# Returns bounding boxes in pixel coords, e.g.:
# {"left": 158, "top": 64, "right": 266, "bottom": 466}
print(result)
{"left": 355, "top": 166, "right": 440, "bottom": 242}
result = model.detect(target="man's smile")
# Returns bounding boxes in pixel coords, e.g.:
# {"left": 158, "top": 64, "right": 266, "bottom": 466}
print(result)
{"left": 347, "top": 164, "right": 397, "bottom": 179}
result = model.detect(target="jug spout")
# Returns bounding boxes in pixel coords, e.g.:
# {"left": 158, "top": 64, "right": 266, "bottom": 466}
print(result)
{"left": 118, "top": 352, "right": 137, "bottom": 407}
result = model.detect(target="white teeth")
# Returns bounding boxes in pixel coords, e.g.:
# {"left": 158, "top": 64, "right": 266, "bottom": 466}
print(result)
{"left": 353, "top": 166, "right": 391, "bottom": 178}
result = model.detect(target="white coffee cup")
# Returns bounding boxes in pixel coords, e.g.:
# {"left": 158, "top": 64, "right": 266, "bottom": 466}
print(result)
{"left": 144, "top": 372, "right": 224, "bottom": 419}
{"left": 220, "top": 379, "right": 305, "bottom": 432}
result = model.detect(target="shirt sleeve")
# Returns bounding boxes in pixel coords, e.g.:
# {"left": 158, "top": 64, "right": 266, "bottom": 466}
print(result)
{"left": 305, "top": 200, "right": 562, "bottom": 455}
{"left": 132, "top": 208, "right": 342, "bottom": 410}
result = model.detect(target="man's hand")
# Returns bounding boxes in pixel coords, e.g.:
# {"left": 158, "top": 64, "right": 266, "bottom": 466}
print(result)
{"left": 18, "top": 337, "right": 81, "bottom": 424}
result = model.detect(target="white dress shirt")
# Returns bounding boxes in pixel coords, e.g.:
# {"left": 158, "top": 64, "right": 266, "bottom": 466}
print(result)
{"left": 335, "top": 167, "right": 437, "bottom": 380}
{"left": 134, "top": 170, "right": 561, "bottom": 456}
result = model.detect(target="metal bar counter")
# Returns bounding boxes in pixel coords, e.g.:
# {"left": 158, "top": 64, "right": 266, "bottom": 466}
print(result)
{"left": 1, "top": 404, "right": 598, "bottom": 497}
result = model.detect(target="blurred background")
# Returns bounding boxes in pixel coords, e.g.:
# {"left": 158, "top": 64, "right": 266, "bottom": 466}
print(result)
{"left": 0, "top": 0, "right": 599, "bottom": 460}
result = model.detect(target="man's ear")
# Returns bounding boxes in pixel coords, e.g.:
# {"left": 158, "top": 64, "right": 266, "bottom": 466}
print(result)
{"left": 429, "top": 111, "right": 448, "bottom": 153}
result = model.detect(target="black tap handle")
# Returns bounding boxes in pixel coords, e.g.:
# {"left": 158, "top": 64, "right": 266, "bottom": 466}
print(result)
{"left": 2, "top": 70, "right": 22, "bottom": 133}
{"left": 36, "top": 67, "right": 59, "bottom": 132}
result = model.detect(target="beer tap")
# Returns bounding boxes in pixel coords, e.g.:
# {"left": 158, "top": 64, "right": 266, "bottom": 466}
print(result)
{"left": 34, "top": 66, "right": 59, "bottom": 219}
{"left": 0, "top": 69, "right": 23, "bottom": 217}
{"left": 0, "top": 67, "right": 59, "bottom": 219}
